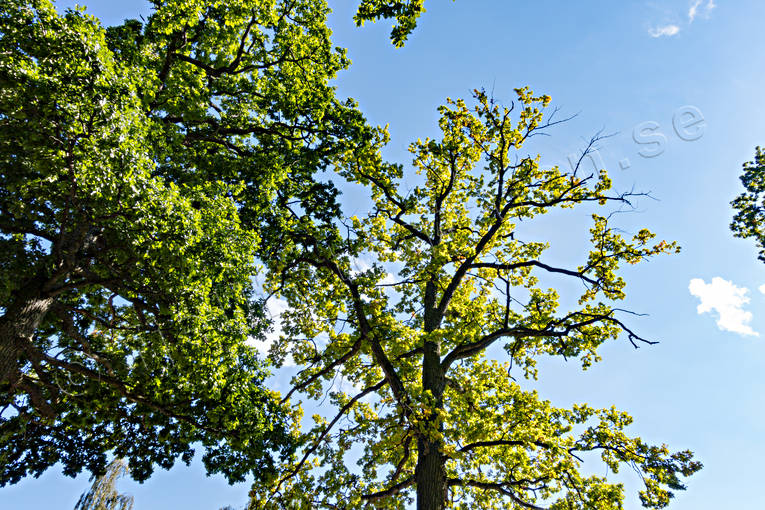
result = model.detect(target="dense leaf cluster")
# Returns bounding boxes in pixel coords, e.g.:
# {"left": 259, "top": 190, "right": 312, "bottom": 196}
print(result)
{"left": 0, "top": 0, "right": 378, "bottom": 484}
{"left": 355, "top": 0, "right": 427, "bottom": 47}
{"left": 731, "top": 147, "right": 765, "bottom": 260}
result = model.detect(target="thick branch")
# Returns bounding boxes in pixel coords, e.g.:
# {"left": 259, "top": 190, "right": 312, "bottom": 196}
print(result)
{"left": 298, "top": 254, "right": 410, "bottom": 413}
{"left": 361, "top": 476, "right": 415, "bottom": 501}
{"left": 442, "top": 310, "right": 656, "bottom": 370}
{"left": 467, "top": 260, "right": 599, "bottom": 286}
{"left": 354, "top": 168, "right": 434, "bottom": 246}
{"left": 447, "top": 478, "right": 547, "bottom": 510}
{"left": 281, "top": 336, "right": 363, "bottom": 403}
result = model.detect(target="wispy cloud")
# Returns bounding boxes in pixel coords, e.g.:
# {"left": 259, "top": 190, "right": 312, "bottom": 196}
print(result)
{"left": 689, "top": 277, "right": 758, "bottom": 336}
{"left": 688, "top": 0, "right": 703, "bottom": 22}
{"left": 651, "top": 0, "right": 715, "bottom": 38}
{"left": 649, "top": 24, "right": 681, "bottom": 38}
{"left": 689, "top": 0, "right": 716, "bottom": 23}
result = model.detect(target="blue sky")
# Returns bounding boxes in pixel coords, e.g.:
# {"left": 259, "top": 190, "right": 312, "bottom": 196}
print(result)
{"left": 4, "top": 1, "right": 765, "bottom": 509}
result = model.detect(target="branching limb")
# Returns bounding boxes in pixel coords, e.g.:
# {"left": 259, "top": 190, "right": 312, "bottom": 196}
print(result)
{"left": 296, "top": 253, "right": 411, "bottom": 414}
{"left": 281, "top": 336, "right": 363, "bottom": 403}
{"left": 361, "top": 476, "right": 415, "bottom": 502}
{"left": 447, "top": 478, "right": 547, "bottom": 510}
{"left": 467, "top": 260, "right": 599, "bottom": 287}
{"left": 442, "top": 309, "right": 656, "bottom": 370}
{"left": 270, "top": 379, "right": 387, "bottom": 498}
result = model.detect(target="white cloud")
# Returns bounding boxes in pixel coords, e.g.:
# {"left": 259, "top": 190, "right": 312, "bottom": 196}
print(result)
{"left": 689, "top": 0, "right": 716, "bottom": 23}
{"left": 264, "top": 297, "right": 289, "bottom": 344}
{"left": 351, "top": 256, "right": 397, "bottom": 286}
{"left": 689, "top": 277, "right": 758, "bottom": 336}
{"left": 760, "top": 284, "right": 765, "bottom": 295}
{"left": 688, "top": 0, "right": 703, "bottom": 22}
{"left": 247, "top": 297, "right": 296, "bottom": 365}
{"left": 649, "top": 24, "right": 681, "bottom": 37}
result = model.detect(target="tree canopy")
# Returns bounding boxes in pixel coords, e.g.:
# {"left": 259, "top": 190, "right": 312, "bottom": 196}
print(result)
{"left": 731, "top": 147, "right": 765, "bottom": 260}
{"left": 248, "top": 89, "right": 701, "bottom": 509}
{"left": 0, "top": 0, "right": 701, "bottom": 507}
{"left": 0, "top": 0, "right": 400, "bottom": 485}
{"left": 0, "top": 0, "right": 447, "bottom": 487}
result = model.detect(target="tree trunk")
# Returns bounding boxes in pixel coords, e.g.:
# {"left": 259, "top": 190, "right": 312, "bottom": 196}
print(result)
{"left": 416, "top": 338, "right": 447, "bottom": 510}
{"left": 416, "top": 433, "right": 446, "bottom": 510}
{"left": 0, "top": 294, "right": 54, "bottom": 386}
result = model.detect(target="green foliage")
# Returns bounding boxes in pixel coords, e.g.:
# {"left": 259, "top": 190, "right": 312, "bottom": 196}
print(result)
{"left": 355, "top": 0, "right": 453, "bottom": 47}
{"left": 250, "top": 89, "right": 700, "bottom": 508}
{"left": 0, "top": 0, "right": 700, "bottom": 505}
{"left": 0, "top": 0, "right": 379, "bottom": 485}
{"left": 731, "top": 146, "right": 765, "bottom": 260}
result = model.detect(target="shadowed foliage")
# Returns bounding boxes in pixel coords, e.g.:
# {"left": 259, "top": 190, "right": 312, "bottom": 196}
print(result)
{"left": 0, "top": 0, "right": 382, "bottom": 485}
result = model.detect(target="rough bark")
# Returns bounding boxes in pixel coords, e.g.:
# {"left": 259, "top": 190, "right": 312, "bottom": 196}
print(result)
{"left": 416, "top": 340, "right": 447, "bottom": 510}
{"left": 0, "top": 292, "right": 54, "bottom": 386}
{"left": 417, "top": 280, "right": 447, "bottom": 510}
{"left": 415, "top": 442, "right": 445, "bottom": 509}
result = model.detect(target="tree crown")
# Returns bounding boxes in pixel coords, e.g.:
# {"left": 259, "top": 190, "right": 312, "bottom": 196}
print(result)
{"left": 249, "top": 88, "right": 699, "bottom": 509}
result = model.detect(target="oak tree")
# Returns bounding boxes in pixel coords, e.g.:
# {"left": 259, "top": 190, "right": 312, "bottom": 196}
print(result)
{"left": 0, "top": 0, "right": 383, "bottom": 485}
{"left": 251, "top": 89, "right": 701, "bottom": 509}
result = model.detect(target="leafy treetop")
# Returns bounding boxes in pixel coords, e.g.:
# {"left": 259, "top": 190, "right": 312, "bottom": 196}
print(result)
{"left": 248, "top": 89, "right": 700, "bottom": 509}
